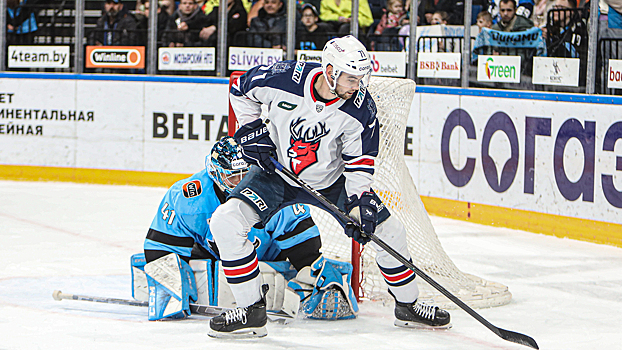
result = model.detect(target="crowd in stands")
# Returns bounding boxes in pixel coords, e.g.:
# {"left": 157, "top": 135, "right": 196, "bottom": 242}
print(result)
{"left": 67, "top": 0, "right": 603, "bottom": 56}
{"left": 4, "top": 0, "right": 622, "bottom": 84}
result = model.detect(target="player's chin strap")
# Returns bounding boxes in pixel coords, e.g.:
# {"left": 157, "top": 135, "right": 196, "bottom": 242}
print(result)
{"left": 269, "top": 157, "right": 539, "bottom": 350}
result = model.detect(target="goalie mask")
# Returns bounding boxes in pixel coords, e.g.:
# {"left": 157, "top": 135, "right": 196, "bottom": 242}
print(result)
{"left": 321, "top": 35, "right": 372, "bottom": 96}
{"left": 206, "top": 136, "right": 250, "bottom": 194}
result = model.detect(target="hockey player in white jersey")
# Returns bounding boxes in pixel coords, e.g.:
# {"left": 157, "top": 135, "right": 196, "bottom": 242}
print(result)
{"left": 208, "top": 35, "right": 451, "bottom": 338}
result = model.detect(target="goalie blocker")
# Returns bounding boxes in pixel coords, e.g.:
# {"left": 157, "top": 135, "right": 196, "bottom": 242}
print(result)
{"left": 131, "top": 253, "right": 358, "bottom": 321}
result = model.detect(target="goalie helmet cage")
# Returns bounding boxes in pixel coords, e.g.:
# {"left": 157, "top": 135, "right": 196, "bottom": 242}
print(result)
{"left": 228, "top": 71, "right": 512, "bottom": 309}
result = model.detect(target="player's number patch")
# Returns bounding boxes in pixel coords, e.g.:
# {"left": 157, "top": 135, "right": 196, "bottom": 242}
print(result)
{"left": 160, "top": 202, "right": 176, "bottom": 225}
{"left": 292, "top": 203, "right": 306, "bottom": 215}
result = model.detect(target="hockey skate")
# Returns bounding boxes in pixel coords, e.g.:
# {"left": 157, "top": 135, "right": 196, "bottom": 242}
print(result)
{"left": 393, "top": 299, "right": 452, "bottom": 329}
{"left": 208, "top": 285, "right": 269, "bottom": 338}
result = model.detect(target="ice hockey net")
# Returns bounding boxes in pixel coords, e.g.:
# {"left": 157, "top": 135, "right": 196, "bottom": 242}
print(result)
{"left": 228, "top": 72, "right": 512, "bottom": 309}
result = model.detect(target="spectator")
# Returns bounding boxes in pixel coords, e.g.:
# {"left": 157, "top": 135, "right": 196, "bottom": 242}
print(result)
{"left": 164, "top": 0, "right": 210, "bottom": 47}
{"left": 547, "top": 0, "right": 587, "bottom": 58}
{"left": 247, "top": 0, "right": 288, "bottom": 48}
{"left": 492, "top": 0, "right": 534, "bottom": 31}
{"left": 91, "top": 0, "right": 139, "bottom": 46}
{"left": 373, "top": 0, "right": 407, "bottom": 35}
{"left": 431, "top": 10, "right": 449, "bottom": 24}
{"left": 246, "top": 0, "right": 265, "bottom": 26}
{"left": 605, "top": 0, "right": 622, "bottom": 29}
{"left": 297, "top": 3, "right": 331, "bottom": 50}
{"left": 134, "top": 0, "right": 170, "bottom": 44}
{"left": 6, "top": 0, "right": 39, "bottom": 45}
{"left": 160, "top": 0, "right": 176, "bottom": 16}
{"left": 476, "top": 10, "right": 493, "bottom": 32}
{"left": 533, "top": 0, "right": 554, "bottom": 29}
{"left": 320, "top": 0, "right": 374, "bottom": 34}
{"left": 418, "top": 0, "right": 463, "bottom": 25}
{"left": 200, "top": 0, "right": 248, "bottom": 47}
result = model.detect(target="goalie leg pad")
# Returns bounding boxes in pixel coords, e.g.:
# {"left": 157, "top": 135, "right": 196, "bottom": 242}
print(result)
{"left": 288, "top": 256, "right": 359, "bottom": 320}
{"left": 144, "top": 253, "right": 197, "bottom": 321}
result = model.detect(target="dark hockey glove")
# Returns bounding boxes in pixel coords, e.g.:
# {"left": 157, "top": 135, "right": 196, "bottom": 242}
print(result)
{"left": 234, "top": 119, "right": 277, "bottom": 173}
{"left": 344, "top": 191, "right": 381, "bottom": 245}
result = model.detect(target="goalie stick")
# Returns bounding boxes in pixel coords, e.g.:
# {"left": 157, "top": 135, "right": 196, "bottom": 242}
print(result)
{"left": 269, "top": 157, "right": 539, "bottom": 350}
{"left": 52, "top": 290, "right": 294, "bottom": 321}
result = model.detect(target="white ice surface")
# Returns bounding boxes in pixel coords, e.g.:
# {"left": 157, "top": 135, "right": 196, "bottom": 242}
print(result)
{"left": 1, "top": 180, "right": 621, "bottom": 350}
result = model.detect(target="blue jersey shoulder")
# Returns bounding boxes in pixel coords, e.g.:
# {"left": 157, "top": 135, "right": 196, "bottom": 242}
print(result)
{"left": 233, "top": 60, "right": 319, "bottom": 98}
{"left": 167, "top": 170, "right": 221, "bottom": 216}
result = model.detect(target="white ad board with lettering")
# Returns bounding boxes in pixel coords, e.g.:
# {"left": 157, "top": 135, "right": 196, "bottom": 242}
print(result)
{"left": 1, "top": 75, "right": 621, "bottom": 227}
{"left": 0, "top": 77, "right": 229, "bottom": 174}
{"left": 158, "top": 47, "right": 216, "bottom": 71}
{"left": 532, "top": 57, "right": 580, "bottom": 86}
{"left": 417, "top": 52, "right": 461, "bottom": 79}
{"left": 369, "top": 51, "right": 406, "bottom": 77}
{"left": 607, "top": 59, "right": 622, "bottom": 89}
{"left": 228, "top": 47, "right": 283, "bottom": 71}
{"left": 477, "top": 55, "right": 521, "bottom": 83}
{"left": 297, "top": 50, "right": 322, "bottom": 63}
{"left": 406, "top": 92, "right": 622, "bottom": 224}
{"left": 7, "top": 46, "right": 70, "bottom": 68}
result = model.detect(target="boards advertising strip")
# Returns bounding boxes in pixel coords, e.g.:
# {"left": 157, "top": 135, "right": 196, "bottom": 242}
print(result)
{"left": 0, "top": 74, "right": 620, "bottom": 247}
{"left": 86, "top": 46, "right": 146, "bottom": 69}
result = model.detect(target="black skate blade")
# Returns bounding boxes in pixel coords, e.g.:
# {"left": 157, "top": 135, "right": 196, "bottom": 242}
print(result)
{"left": 207, "top": 326, "right": 268, "bottom": 339}
{"left": 394, "top": 319, "right": 453, "bottom": 330}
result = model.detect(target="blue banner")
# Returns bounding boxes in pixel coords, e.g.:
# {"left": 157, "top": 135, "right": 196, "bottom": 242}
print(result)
{"left": 472, "top": 27, "right": 547, "bottom": 62}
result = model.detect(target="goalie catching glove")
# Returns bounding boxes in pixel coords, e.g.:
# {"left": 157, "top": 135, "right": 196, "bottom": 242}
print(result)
{"left": 233, "top": 119, "right": 277, "bottom": 173}
{"left": 287, "top": 256, "right": 358, "bottom": 320}
{"left": 344, "top": 191, "right": 384, "bottom": 245}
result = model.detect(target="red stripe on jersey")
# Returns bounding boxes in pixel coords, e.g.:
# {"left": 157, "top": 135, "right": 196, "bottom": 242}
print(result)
{"left": 223, "top": 257, "right": 259, "bottom": 277}
{"left": 381, "top": 269, "right": 414, "bottom": 283}
{"left": 347, "top": 158, "right": 375, "bottom": 166}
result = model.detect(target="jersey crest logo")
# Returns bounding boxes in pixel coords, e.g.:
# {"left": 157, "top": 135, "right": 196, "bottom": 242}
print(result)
{"left": 182, "top": 180, "right": 202, "bottom": 198}
{"left": 315, "top": 104, "right": 324, "bottom": 113}
{"left": 288, "top": 117, "right": 330, "bottom": 175}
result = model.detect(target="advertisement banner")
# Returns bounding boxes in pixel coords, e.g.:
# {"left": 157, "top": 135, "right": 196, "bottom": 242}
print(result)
{"left": 7, "top": 46, "right": 70, "bottom": 68}
{"left": 369, "top": 51, "right": 406, "bottom": 77}
{"left": 608, "top": 59, "right": 622, "bottom": 89}
{"left": 417, "top": 52, "right": 461, "bottom": 79}
{"left": 297, "top": 50, "right": 322, "bottom": 63}
{"left": 158, "top": 47, "right": 215, "bottom": 71}
{"left": 86, "top": 46, "right": 145, "bottom": 69}
{"left": 228, "top": 47, "right": 283, "bottom": 71}
{"left": 477, "top": 55, "right": 521, "bottom": 83}
{"left": 532, "top": 57, "right": 580, "bottom": 86}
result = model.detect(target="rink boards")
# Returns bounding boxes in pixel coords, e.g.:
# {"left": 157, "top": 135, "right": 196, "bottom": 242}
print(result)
{"left": 0, "top": 73, "right": 620, "bottom": 247}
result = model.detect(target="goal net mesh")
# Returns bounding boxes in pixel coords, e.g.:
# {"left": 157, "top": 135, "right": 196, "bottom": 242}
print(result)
{"left": 312, "top": 77, "right": 512, "bottom": 309}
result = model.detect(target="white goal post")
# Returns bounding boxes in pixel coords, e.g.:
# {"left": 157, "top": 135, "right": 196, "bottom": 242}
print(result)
{"left": 228, "top": 72, "right": 512, "bottom": 309}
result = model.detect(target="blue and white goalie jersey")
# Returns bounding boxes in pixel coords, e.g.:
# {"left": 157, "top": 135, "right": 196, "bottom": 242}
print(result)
{"left": 230, "top": 60, "right": 380, "bottom": 197}
{"left": 144, "top": 169, "right": 319, "bottom": 261}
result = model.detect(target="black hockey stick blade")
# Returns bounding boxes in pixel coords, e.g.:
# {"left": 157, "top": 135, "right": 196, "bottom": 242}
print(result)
{"left": 52, "top": 290, "right": 294, "bottom": 320}
{"left": 269, "top": 158, "right": 539, "bottom": 349}
{"left": 497, "top": 328, "right": 539, "bottom": 349}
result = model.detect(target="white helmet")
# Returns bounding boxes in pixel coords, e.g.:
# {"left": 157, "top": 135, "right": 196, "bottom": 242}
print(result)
{"left": 321, "top": 35, "right": 372, "bottom": 94}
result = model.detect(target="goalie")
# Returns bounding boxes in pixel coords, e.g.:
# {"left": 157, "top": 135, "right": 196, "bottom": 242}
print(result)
{"left": 140, "top": 136, "right": 359, "bottom": 331}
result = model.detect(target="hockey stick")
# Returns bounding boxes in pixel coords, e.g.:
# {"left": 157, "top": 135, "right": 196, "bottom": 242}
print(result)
{"left": 52, "top": 290, "right": 294, "bottom": 320}
{"left": 269, "top": 158, "right": 539, "bottom": 349}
